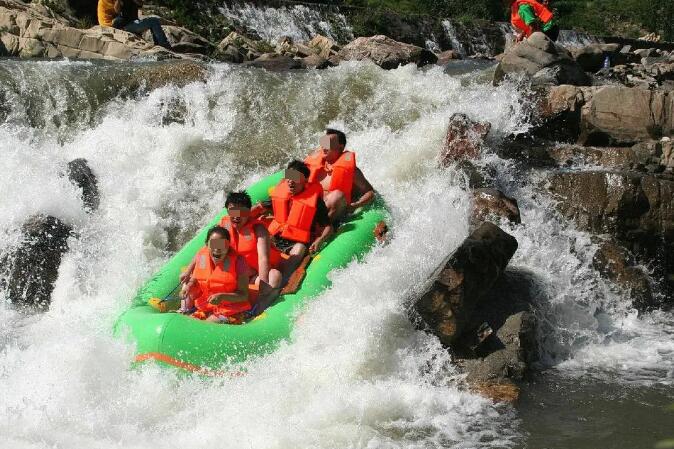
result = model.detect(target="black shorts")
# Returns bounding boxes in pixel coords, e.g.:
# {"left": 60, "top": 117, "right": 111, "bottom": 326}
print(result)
{"left": 272, "top": 236, "right": 298, "bottom": 253}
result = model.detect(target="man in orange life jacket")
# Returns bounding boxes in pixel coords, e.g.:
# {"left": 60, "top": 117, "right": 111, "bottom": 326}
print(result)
{"left": 221, "top": 191, "right": 283, "bottom": 313}
{"left": 304, "top": 129, "right": 375, "bottom": 223}
{"left": 507, "top": 0, "right": 559, "bottom": 42}
{"left": 261, "top": 160, "right": 333, "bottom": 280}
{"left": 179, "top": 225, "right": 253, "bottom": 323}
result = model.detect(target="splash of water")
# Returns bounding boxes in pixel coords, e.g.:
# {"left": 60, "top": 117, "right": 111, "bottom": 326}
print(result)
{"left": 218, "top": 2, "right": 354, "bottom": 44}
{"left": 0, "top": 60, "right": 528, "bottom": 448}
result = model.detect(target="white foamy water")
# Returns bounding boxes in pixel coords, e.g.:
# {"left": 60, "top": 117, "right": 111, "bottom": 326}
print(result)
{"left": 0, "top": 60, "right": 527, "bottom": 448}
{"left": 1, "top": 58, "right": 672, "bottom": 449}
{"left": 218, "top": 2, "right": 353, "bottom": 44}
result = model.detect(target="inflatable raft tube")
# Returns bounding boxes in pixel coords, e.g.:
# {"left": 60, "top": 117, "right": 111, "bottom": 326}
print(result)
{"left": 114, "top": 171, "right": 388, "bottom": 373}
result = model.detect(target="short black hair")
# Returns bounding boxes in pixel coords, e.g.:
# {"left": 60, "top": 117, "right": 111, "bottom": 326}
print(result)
{"left": 326, "top": 128, "right": 346, "bottom": 146}
{"left": 205, "top": 225, "right": 230, "bottom": 243}
{"left": 225, "top": 191, "right": 252, "bottom": 209}
{"left": 287, "top": 159, "right": 310, "bottom": 179}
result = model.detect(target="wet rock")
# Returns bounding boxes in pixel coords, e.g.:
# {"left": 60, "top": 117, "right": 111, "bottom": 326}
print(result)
{"left": 530, "top": 84, "right": 588, "bottom": 142}
{"left": 337, "top": 35, "right": 437, "bottom": 69}
{"left": 471, "top": 188, "right": 521, "bottom": 226}
{"left": 593, "top": 239, "right": 654, "bottom": 310}
{"left": 494, "top": 32, "right": 590, "bottom": 86}
{"left": 1, "top": 215, "right": 72, "bottom": 309}
{"left": 455, "top": 268, "right": 540, "bottom": 403}
{"left": 460, "top": 311, "right": 537, "bottom": 381}
{"left": 66, "top": 158, "right": 99, "bottom": 212}
{"left": 547, "top": 170, "right": 674, "bottom": 299}
{"left": 439, "top": 113, "right": 491, "bottom": 165}
{"left": 244, "top": 53, "right": 305, "bottom": 71}
{"left": 414, "top": 222, "right": 518, "bottom": 349}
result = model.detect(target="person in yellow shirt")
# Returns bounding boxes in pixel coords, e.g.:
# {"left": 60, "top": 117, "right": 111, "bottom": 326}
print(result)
{"left": 97, "top": 0, "right": 171, "bottom": 49}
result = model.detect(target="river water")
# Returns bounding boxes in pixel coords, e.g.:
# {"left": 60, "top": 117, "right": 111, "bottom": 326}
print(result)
{"left": 0, "top": 59, "right": 672, "bottom": 448}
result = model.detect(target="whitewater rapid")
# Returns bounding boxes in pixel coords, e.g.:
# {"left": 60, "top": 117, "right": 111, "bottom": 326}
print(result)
{"left": 0, "top": 59, "right": 671, "bottom": 448}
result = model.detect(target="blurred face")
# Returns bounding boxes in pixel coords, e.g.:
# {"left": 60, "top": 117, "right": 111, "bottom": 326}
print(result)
{"left": 284, "top": 168, "right": 306, "bottom": 195}
{"left": 227, "top": 203, "right": 251, "bottom": 227}
{"left": 319, "top": 134, "right": 343, "bottom": 164}
{"left": 208, "top": 233, "right": 229, "bottom": 260}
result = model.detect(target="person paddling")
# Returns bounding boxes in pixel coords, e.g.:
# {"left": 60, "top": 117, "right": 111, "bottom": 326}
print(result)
{"left": 179, "top": 226, "right": 254, "bottom": 324}
{"left": 506, "top": 0, "right": 559, "bottom": 42}
{"left": 304, "top": 129, "right": 375, "bottom": 223}
{"left": 261, "top": 160, "right": 333, "bottom": 281}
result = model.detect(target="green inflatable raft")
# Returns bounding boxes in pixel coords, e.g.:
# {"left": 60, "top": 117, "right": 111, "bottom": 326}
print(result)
{"left": 114, "top": 171, "right": 387, "bottom": 373}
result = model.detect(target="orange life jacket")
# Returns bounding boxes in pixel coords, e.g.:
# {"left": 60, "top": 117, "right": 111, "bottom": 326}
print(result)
{"left": 305, "top": 150, "right": 357, "bottom": 203}
{"left": 219, "top": 216, "right": 282, "bottom": 270}
{"left": 511, "top": 0, "right": 554, "bottom": 37}
{"left": 267, "top": 180, "right": 323, "bottom": 244}
{"left": 190, "top": 247, "right": 250, "bottom": 316}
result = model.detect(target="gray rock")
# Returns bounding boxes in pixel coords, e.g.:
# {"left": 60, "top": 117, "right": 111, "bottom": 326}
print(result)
{"left": 593, "top": 239, "right": 654, "bottom": 311}
{"left": 66, "top": 158, "right": 99, "bottom": 212}
{"left": 494, "top": 32, "right": 590, "bottom": 86}
{"left": 338, "top": 35, "right": 437, "bottom": 69}
{"left": 1, "top": 215, "right": 72, "bottom": 309}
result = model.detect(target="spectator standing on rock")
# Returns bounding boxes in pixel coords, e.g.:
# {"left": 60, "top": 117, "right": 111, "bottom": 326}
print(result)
{"left": 506, "top": 0, "right": 559, "bottom": 42}
{"left": 97, "top": 0, "right": 172, "bottom": 49}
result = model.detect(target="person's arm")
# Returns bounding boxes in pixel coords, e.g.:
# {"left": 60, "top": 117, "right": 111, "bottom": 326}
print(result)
{"left": 519, "top": 4, "right": 541, "bottom": 30}
{"left": 255, "top": 224, "right": 272, "bottom": 283}
{"left": 309, "top": 198, "right": 333, "bottom": 253}
{"left": 180, "top": 257, "right": 197, "bottom": 283}
{"left": 349, "top": 167, "right": 375, "bottom": 211}
{"left": 208, "top": 257, "right": 251, "bottom": 304}
{"left": 309, "top": 224, "right": 333, "bottom": 254}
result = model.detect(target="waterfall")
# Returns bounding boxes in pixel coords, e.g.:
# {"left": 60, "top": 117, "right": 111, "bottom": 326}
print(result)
{"left": 218, "top": 2, "right": 354, "bottom": 44}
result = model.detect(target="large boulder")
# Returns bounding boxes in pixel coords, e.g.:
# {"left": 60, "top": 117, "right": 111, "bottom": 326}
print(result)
{"left": 1, "top": 215, "right": 72, "bottom": 308}
{"left": 414, "top": 222, "right": 518, "bottom": 349}
{"left": 580, "top": 86, "right": 668, "bottom": 145}
{"left": 337, "top": 35, "right": 437, "bottom": 69}
{"left": 438, "top": 113, "right": 491, "bottom": 165}
{"left": 531, "top": 85, "right": 673, "bottom": 145}
{"left": 494, "top": 32, "right": 590, "bottom": 86}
